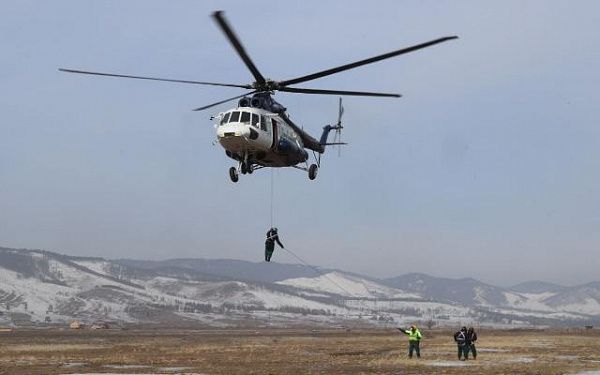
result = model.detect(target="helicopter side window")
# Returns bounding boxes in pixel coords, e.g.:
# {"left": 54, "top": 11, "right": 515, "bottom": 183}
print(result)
{"left": 251, "top": 113, "right": 259, "bottom": 128}
{"left": 260, "top": 116, "right": 267, "bottom": 131}
{"left": 229, "top": 111, "right": 240, "bottom": 123}
{"left": 240, "top": 111, "right": 251, "bottom": 124}
{"left": 220, "top": 112, "right": 230, "bottom": 125}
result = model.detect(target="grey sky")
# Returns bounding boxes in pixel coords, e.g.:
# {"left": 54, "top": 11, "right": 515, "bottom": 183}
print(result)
{"left": 1, "top": 1, "right": 599, "bottom": 286}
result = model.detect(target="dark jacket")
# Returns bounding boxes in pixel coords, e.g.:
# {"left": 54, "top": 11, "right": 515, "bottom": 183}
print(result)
{"left": 266, "top": 229, "right": 284, "bottom": 249}
{"left": 454, "top": 329, "right": 467, "bottom": 346}
{"left": 466, "top": 330, "right": 477, "bottom": 345}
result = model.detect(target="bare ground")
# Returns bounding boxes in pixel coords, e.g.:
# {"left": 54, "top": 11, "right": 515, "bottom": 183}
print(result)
{"left": 1, "top": 328, "right": 600, "bottom": 374}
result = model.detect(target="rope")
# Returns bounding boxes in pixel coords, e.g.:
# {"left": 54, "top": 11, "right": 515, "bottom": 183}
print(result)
{"left": 270, "top": 168, "right": 274, "bottom": 228}
{"left": 267, "top": 167, "right": 360, "bottom": 325}
{"left": 281, "top": 246, "right": 354, "bottom": 297}
{"left": 266, "top": 171, "right": 352, "bottom": 296}
{"left": 281, "top": 246, "right": 366, "bottom": 328}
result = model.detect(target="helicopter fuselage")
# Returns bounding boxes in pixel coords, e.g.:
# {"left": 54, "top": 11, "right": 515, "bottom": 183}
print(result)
{"left": 215, "top": 106, "right": 309, "bottom": 168}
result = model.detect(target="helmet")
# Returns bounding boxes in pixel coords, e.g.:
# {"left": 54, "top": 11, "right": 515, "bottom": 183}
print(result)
{"left": 272, "top": 227, "right": 278, "bottom": 232}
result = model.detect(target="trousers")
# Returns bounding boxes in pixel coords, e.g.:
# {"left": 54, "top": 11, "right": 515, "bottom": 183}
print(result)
{"left": 408, "top": 341, "right": 420, "bottom": 358}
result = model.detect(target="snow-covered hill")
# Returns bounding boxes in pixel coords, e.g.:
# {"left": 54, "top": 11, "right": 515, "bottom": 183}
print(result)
{"left": 278, "top": 272, "right": 419, "bottom": 299}
{"left": 382, "top": 273, "right": 509, "bottom": 306}
{"left": 0, "top": 248, "right": 358, "bottom": 327}
{"left": 510, "top": 280, "right": 566, "bottom": 294}
{"left": 1, "top": 247, "right": 599, "bottom": 328}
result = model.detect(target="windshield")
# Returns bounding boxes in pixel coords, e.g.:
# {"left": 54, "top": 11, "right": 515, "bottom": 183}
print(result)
{"left": 229, "top": 111, "right": 240, "bottom": 123}
{"left": 240, "top": 111, "right": 251, "bottom": 124}
{"left": 220, "top": 112, "right": 230, "bottom": 125}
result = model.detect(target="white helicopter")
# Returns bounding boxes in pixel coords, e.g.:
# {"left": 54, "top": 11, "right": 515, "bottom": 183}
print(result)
{"left": 60, "top": 11, "right": 457, "bottom": 183}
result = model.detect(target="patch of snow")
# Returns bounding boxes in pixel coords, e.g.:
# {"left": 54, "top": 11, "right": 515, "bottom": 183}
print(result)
{"left": 504, "top": 356, "right": 535, "bottom": 363}
{"left": 473, "top": 287, "right": 492, "bottom": 306}
{"left": 157, "top": 367, "right": 193, "bottom": 372}
{"left": 557, "top": 355, "right": 579, "bottom": 360}
{"left": 72, "top": 260, "right": 116, "bottom": 277}
{"left": 249, "top": 288, "right": 341, "bottom": 311}
{"left": 428, "top": 360, "right": 470, "bottom": 367}
{"left": 503, "top": 291, "right": 559, "bottom": 312}
{"left": 559, "top": 298, "right": 600, "bottom": 315}
{"left": 60, "top": 362, "right": 87, "bottom": 368}
{"left": 277, "top": 272, "right": 419, "bottom": 298}
{"left": 68, "top": 373, "right": 205, "bottom": 375}
{"left": 526, "top": 339, "right": 555, "bottom": 348}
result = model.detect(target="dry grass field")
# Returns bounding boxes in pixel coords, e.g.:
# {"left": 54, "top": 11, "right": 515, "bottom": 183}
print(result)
{"left": 1, "top": 327, "right": 600, "bottom": 374}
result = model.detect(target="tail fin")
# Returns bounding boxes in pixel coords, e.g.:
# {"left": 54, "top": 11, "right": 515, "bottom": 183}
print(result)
{"left": 319, "top": 98, "right": 347, "bottom": 154}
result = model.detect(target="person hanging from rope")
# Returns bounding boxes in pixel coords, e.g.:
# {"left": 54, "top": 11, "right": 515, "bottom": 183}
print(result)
{"left": 265, "top": 227, "right": 284, "bottom": 262}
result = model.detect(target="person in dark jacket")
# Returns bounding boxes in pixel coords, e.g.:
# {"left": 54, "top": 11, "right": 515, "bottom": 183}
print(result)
{"left": 265, "top": 227, "right": 284, "bottom": 262}
{"left": 466, "top": 327, "right": 478, "bottom": 359}
{"left": 453, "top": 326, "right": 468, "bottom": 360}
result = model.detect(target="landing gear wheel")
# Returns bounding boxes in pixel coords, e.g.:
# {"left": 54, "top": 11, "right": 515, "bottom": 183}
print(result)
{"left": 308, "top": 164, "right": 318, "bottom": 180}
{"left": 229, "top": 167, "right": 239, "bottom": 183}
{"left": 241, "top": 162, "right": 248, "bottom": 175}
{"left": 247, "top": 164, "right": 253, "bottom": 174}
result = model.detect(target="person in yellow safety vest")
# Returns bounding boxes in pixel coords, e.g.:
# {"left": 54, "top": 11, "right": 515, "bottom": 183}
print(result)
{"left": 398, "top": 325, "right": 422, "bottom": 358}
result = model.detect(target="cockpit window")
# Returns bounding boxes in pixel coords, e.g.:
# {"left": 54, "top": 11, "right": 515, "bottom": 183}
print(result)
{"left": 229, "top": 111, "right": 240, "bottom": 123}
{"left": 251, "top": 113, "right": 259, "bottom": 127}
{"left": 240, "top": 111, "right": 251, "bottom": 124}
{"left": 260, "top": 116, "right": 267, "bottom": 131}
{"left": 220, "top": 112, "right": 230, "bottom": 125}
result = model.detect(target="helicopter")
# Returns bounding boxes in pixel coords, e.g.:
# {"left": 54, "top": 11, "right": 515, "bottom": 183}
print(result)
{"left": 60, "top": 11, "right": 457, "bottom": 183}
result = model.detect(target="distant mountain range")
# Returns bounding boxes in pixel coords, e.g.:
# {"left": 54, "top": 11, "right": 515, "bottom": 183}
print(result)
{"left": 1, "top": 246, "right": 599, "bottom": 328}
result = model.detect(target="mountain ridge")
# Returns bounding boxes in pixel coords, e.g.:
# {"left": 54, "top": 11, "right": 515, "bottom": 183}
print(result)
{"left": 1, "top": 246, "right": 599, "bottom": 328}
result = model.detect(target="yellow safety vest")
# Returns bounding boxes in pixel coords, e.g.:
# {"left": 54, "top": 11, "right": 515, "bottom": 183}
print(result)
{"left": 405, "top": 329, "right": 422, "bottom": 341}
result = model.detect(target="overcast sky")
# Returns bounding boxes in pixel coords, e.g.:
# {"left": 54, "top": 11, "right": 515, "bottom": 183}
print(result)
{"left": 1, "top": 0, "right": 599, "bottom": 286}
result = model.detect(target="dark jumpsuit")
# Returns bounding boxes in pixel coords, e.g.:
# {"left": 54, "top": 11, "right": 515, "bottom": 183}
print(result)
{"left": 466, "top": 329, "right": 477, "bottom": 359}
{"left": 265, "top": 229, "right": 284, "bottom": 262}
{"left": 454, "top": 329, "right": 468, "bottom": 360}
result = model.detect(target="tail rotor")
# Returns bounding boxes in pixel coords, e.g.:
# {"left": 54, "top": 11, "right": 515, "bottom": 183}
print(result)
{"left": 319, "top": 97, "right": 347, "bottom": 149}
{"left": 333, "top": 97, "right": 344, "bottom": 156}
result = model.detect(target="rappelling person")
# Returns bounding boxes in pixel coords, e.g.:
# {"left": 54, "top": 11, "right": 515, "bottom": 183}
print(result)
{"left": 265, "top": 227, "right": 284, "bottom": 262}
{"left": 397, "top": 325, "right": 422, "bottom": 358}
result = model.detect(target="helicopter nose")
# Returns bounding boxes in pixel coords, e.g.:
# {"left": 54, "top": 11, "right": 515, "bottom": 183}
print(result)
{"left": 218, "top": 123, "right": 249, "bottom": 138}
{"left": 239, "top": 125, "right": 251, "bottom": 138}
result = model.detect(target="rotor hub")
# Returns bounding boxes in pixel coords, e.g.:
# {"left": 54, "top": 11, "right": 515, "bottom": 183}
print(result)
{"left": 253, "top": 79, "right": 279, "bottom": 92}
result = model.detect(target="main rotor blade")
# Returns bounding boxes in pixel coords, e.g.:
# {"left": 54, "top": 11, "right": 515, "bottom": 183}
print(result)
{"left": 193, "top": 91, "right": 257, "bottom": 111}
{"left": 279, "top": 36, "right": 459, "bottom": 86}
{"left": 212, "top": 11, "right": 266, "bottom": 84}
{"left": 59, "top": 68, "right": 252, "bottom": 88}
{"left": 279, "top": 87, "right": 401, "bottom": 98}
